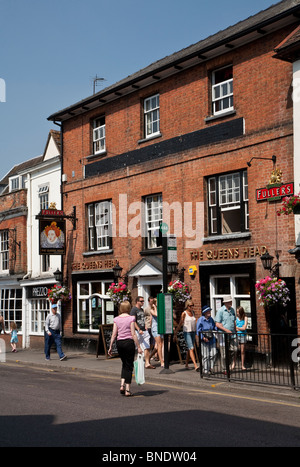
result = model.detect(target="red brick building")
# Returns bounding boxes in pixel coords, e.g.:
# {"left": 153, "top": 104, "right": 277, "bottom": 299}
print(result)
{"left": 48, "top": 0, "right": 300, "bottom": 345}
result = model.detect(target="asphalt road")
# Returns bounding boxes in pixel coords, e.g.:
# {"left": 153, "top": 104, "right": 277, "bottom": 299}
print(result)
{"left": 1, "top": 364, "right": 300, "bottom": 448}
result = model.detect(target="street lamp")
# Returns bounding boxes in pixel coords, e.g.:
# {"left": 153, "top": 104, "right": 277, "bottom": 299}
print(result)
{"left": 53, "top": 268, "right": 63, "bottom": 283}
{"left": 261, "top": 250, "right": 281, "bottom": 278}
{"left": 167, "top": 262, "right": 178, "bottom": 275}
{"left": 113, "top": 261, "right": 123, "bottom": 281}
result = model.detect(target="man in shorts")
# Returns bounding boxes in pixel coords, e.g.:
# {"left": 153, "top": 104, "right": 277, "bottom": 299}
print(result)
{"left": 131, "top": 296, "right": 155, "bottom": 369}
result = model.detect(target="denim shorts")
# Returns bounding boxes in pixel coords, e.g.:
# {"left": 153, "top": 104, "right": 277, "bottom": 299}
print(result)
{"left": 183, "top": 331, "right": 196, "bottom": 350}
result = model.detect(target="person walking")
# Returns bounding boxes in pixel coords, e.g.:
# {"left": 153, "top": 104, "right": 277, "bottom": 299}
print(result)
{"left": 0, "top": 314, "right": 6, "bottom": 334}
{"left": 130, "top": 296, "right": 155, "bottom": 369}
{"left": 10, "top": 322, "right": 18, "bottom": 352}
{"left": 45, "top": 303, "right": 67, "bottom": 361}
{"left": 174, "top": 299, "right": 199, "bottom": 371}
{"left": 196, "top": 305, "right": 217, "bottom": 375}
{"left": 108, "top": 301, "right": 142, "bottom": 397}
{"left": 215, "top": 295, "right": 237, "bottom": 373}
{"left": 149, "top": 297, "right": 164, "bottom": 367}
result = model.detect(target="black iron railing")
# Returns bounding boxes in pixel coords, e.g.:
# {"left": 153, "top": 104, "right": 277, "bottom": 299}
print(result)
{"left": 196, "top": 332, "right": 300, "bottom": 390}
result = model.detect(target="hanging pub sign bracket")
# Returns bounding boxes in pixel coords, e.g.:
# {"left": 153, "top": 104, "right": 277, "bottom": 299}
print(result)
{"left": 36, "top": 205, "right": 77, "bottom": 230}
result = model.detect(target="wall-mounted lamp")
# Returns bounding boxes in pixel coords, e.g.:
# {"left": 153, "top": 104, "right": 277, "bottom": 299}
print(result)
{"left": 53, "top": 268, "right": 63, "bottom": 284}
{"left": 113, "top": 261, "right": 123, "bottom": 281}
{"left": 288, "top": 246, "right": 300, "bottom": 263}
{"left": 167, "top": 262, "right": 179, "bottom": 275}
{"left": 260, "top": 250, "right": 281, "bottom": 278}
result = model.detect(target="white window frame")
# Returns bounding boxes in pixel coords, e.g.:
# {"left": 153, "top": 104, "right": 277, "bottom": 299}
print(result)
{"left": 208, "top": 171, "right": 248, "bottom": 235}
{"left": 212, "top": 66, "right": 233, "bottom": 116}
{"left": 145, "top": 194, "right": 163, "bottom": 249}
{"left": 144, "top": 94, "right": 160, "bottom": 138}
{"left": 88, "top": 200, "right": 112, "bottom": 251}
{"left": 30, "top": 298, "right": 50, "bottom": 334}
{"left": 0, "top": 230, "right": 9, "bottom": 272}
{"left": 0, "top": 288, "right": 22, "bottom": 332}
{"left": 93, "top": 116, "right": 106, "bottom": 154}
{"left": 76, "top": 280, "right": 113, "bottom": 332}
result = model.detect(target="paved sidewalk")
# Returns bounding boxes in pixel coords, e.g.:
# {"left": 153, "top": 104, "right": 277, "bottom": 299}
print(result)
{"left": 1, "top": 346, "right": 300, "bottom": 402}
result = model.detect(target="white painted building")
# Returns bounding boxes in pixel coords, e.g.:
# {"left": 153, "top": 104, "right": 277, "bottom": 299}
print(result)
{"left": 19, "top": 130, "right": 62, "bottom": 348}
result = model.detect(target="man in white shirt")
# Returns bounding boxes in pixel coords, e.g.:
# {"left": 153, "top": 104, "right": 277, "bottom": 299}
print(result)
{"left": 45, "top": 303, "right": 67, "bottom": 361}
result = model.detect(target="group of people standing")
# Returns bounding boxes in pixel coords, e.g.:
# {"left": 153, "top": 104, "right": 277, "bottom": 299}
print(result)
{"left": 174, "top": 295, "right": 248, "bottom": 375}
{"left": 109, "top": 293, "right": 248, "bottom": 397}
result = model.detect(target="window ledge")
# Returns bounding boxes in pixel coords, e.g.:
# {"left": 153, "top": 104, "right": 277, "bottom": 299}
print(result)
{"left": 205, "top": 110, "right": 236, "bottom": 123}
{"left": 138, "top": 133, "right": 162, "bottom": 145}
{"left": 86, "top": 151, "right": 107, "bottom": 161}
{"left": 202, "top": 232, "right": 251, "bottom": 243}
{"left": 83, "top": 249, "right": 114, "bottom": 257}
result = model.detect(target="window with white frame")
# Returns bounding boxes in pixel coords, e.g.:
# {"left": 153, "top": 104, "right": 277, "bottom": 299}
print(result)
{"left": 9, "top": 175, "right": 26, "bottom": 192}
{"left": 210, "top": 274, "right": 253, "bottom": 332}
{"left": 39, "top": 185, "right": 49, "bottom": 211}
{"left": 208, "top": 171, "right": 248, "bottom": 236}
{"left": 144, "top": 94, "right": 160, "bottom": 138}
{"left": 0, "top": 230, "right": 9, "bottom": 272}
{"left": 144, "top": 194, "right": 163, "bottom": 249}
{"left": 93, "top": 116, "right": 106, "bottom": 154}
{"left": 30, "top": 299, "right": 50, "bottom": 334}
{"left": 212, "top": 66, "right": 233, "bottom": 115}
{"left": 0, "top": 288, "right": 22, "bottom": 332}
{"left": 77, "top": 280, "right": 114, "bottom": 331}
{"left": 88, "top": 200, "right": 112, "bottom": 251}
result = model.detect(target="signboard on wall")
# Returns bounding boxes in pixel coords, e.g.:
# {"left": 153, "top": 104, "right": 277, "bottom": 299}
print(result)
{"left": 256, "top": 182, "right": 294, "bottom": 202}
{"left": 39, "top": 218, "right": 66, "bottom": 255}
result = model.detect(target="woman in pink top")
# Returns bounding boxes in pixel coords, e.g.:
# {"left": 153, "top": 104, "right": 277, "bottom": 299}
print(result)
{"left": 108, "top": 301, "right": 142, "bottom": 397}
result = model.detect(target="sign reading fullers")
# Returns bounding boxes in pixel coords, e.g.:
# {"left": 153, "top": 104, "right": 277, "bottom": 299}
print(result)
{"left": 39, "top": 218, "right": 66, "bottom": 255}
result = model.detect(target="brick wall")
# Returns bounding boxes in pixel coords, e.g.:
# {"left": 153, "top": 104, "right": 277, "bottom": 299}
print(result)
{"left": 59, "top": 24, "right": 299, "bottom": 338}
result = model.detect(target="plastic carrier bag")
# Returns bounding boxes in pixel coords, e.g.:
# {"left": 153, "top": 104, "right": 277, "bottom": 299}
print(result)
{"left": 134, "top": 353, "right": 145, "bottom": 385}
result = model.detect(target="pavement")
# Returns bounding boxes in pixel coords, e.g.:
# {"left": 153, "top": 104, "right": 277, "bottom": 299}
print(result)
{"left": 2, "top": 345, "right": 300, "bottom": 403}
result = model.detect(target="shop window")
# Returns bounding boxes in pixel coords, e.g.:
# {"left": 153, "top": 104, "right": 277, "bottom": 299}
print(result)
{"left": 77, "top": 280, "right": 114, "bottom": 332}
{"left": 88, "top": 200, "right": 112, "bottom": 251}
{"left": 144, "top": 194, "right": 163, "bottom": 249}
{"left": 212, "top": 65, "right": 233, "bottom": 115}
{"left": 144, "top": 94, "right": 160, "bottom": 138}
{"left": 0, "top": 288, "right": 22, "bottom": 332}
{"left": 208, "top": 171, "right": 248, "bottom": 236}
{"left": 210, "top": 274, "right": 253, "bottom": 331}
{"left": 31, "top": 299, "right": 49, "bottom": 334}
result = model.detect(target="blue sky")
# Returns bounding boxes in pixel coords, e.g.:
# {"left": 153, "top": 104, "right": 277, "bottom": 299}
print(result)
{"left": 0, "top": 0, "right": 278, "bottom": 179}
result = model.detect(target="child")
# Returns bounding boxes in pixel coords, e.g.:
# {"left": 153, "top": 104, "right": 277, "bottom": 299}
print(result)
{"left": 236, "top": 306, "right": 248, "bottom": 370}
{"left": 10, "top": 322, "right": 18, "bottom": 352}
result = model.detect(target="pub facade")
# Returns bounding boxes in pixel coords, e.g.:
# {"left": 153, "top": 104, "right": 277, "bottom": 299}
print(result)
{"left": 48, "top": 0, "right": 300, "bottom": 346}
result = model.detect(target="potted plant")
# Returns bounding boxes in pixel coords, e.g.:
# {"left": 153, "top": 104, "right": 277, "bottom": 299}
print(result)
{"left": 107, "top": 281, "right": 131, "bottom": 304}
{"left": 255, "top": 276, "right": 290, "bottom": 309}
{"left": 167, "top": 279, "right": 191, "bottom": 304}
{"left": 48, "top": 284, "right": 71, "bottom": 304}
{"left": 277, "top": 193, "right": 300, "bottom": 216}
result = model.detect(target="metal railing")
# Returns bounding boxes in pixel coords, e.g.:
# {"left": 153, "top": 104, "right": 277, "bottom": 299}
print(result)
{"left": 196, "top": 332, "right": 300, "bottom": 390}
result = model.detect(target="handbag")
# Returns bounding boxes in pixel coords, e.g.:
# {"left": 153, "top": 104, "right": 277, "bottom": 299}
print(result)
{"left": 134, "top": 353, "right": 145, "bottom": 385}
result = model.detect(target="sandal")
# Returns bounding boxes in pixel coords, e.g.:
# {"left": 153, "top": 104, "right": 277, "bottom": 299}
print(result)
{"left": 120, "top": 386, "right": 125, "bottom": 395}
{"left": 145, "top": 365, "right": 156, "bottom": 369}
{"left": 125, "top": 390, "right": 134, "bottom": 397}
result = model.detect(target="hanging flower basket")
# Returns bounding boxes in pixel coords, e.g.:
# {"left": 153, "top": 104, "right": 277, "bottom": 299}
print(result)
{"left": 255, "top": 276, "right": 290, "bottom": 308}
{"left": 107, "top": 282, "right": 131, "bottom": 305}
{"left": 277, "top": 193, "right": 300, "bottom": 216}
{"left": 167, "top": 279, "right": 191, "bottom": 304}
{"left": 48, "top": 284, "right": 71, "bottom": 304}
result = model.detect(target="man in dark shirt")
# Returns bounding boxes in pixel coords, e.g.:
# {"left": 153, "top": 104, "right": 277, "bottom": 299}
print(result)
{"left": 130, "top": 296, "right": 155, "bottom": 369}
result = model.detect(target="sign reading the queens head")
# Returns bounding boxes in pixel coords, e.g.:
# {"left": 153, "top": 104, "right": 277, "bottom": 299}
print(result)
{"left": 190, "top": 245, "right": 267, "bottom": 261}
{"left": 39, "top": 219, "right": 66, "bottom": 255}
